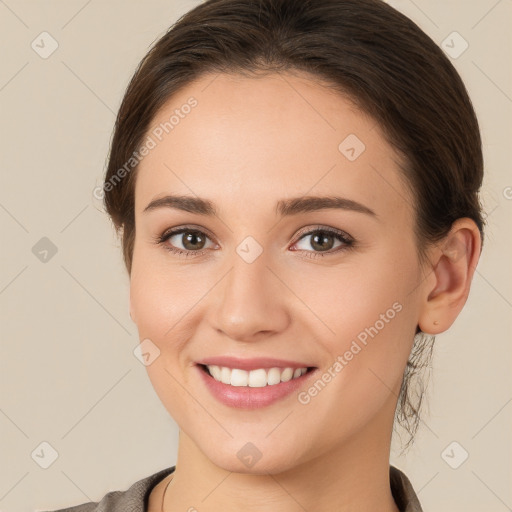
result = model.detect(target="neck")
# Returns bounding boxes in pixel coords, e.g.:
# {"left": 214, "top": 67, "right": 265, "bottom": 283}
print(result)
{"left": 161, "top": 414, "right": 400, "bottom": 512}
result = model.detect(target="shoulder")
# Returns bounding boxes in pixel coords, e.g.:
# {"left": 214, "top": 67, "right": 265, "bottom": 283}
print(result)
{"left": 39, "top": 466, "right": 176, "bottom": 512}
{"left": 389, "top": 465, "right": 424, "bottom": 512}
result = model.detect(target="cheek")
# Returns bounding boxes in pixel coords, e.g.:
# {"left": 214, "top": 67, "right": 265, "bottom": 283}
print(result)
{"left": 302, "top": 246, "right": 418, "bottom": 409}
{"left": 130, "top": 250, "right": 199, "bottom": 340}
{"left": 294, "top": 242, "right": 417, "bottom": 342}
{"left": 130, "top": 263, "right": 197, "bottom": 421}
{"left": 129, "top": 263, "right": 194, "bottom": 405}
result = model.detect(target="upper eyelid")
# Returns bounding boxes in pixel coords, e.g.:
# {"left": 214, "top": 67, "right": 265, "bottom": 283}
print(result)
{"left": 162, "top": 224, "right": 215, "bottom": 239}
{"left": 294, "top": 225, "right": 353, "bottom": 241}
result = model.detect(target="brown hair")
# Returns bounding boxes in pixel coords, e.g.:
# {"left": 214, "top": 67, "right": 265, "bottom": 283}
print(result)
{"left": 102, "top": 0, "right": 484, "bottom": 451}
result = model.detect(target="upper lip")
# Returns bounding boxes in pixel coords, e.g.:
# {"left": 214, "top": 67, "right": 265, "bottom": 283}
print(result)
{"left": 196, "top": 356, "right": 315, "bottom": 371}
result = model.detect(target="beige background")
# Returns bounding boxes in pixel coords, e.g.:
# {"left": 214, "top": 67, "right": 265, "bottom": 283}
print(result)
{"left": 0, "top": 1, "right": 510, "bottom": 511}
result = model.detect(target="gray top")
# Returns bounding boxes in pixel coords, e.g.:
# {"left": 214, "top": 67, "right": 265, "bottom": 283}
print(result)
{"left": 41, "top": 464, "right": 423, "bottom": 512}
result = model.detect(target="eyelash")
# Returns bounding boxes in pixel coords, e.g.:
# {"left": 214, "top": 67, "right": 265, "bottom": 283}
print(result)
{"left": 153, "top": 224, "right": 355, "bottom": 260}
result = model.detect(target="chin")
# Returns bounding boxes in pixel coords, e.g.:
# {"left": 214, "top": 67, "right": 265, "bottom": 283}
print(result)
{"left": 200, "top": 440, "right": 303, "bottom": 475}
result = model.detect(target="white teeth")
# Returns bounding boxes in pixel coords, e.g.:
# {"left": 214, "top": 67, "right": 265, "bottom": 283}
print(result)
{"left": 248, "top": 368, "right": 267, "bottom": 387}
{"left": 205, "top": 365, "right": 309, "bottom": 387}
{"left": 209, "top": 365, "right": 222, "bottom": 382}
{"left": 267, "top": 367, "right": 281, "bottom": 386}
{"left": 280, "top": 367, "right": 293, "bottom": 382}
{"left": 231, "top": 369, "right": 249, "bottom": 387}
{"left": 220, "top": 366, "right": 231, "bottom": 385}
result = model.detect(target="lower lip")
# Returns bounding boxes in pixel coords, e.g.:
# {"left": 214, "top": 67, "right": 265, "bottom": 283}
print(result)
{"left": 196, "top": 365, "right": 317, "bottom": 409}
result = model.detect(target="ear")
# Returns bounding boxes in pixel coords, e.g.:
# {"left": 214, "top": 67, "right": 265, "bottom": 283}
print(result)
{"left": 417, "top": 218, "right": 482, "bottom": 335}
{"left": 129, "top": 291, "right": 136, "bottom": 324}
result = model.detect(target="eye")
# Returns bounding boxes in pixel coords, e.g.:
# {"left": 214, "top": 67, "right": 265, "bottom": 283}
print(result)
{"left": 154, "top": 225, "right": 355, "bottom": 259}
{"left": 155, "top": 226, "right": 217, "bottom": 257}
{"left": 290, "top": 226, "right": 354, "bottom": 258}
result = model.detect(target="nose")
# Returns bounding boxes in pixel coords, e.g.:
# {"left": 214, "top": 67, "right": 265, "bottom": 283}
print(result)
{"left": 208, "top": 248, "right": 291, "bottom": 343}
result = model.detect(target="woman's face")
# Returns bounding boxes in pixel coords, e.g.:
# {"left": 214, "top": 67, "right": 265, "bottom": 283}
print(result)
{"left": 130, "top": 71, "right": 429, "bottom": 472}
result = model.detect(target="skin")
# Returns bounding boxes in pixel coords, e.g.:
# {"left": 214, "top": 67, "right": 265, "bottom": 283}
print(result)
{"left": 128, "top": 70, "right": 481, "bottom": 512}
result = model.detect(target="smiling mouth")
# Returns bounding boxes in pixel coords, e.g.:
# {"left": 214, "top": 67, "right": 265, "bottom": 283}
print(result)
{"left": 198, "top": 364, "right": 316, "bottom": 388}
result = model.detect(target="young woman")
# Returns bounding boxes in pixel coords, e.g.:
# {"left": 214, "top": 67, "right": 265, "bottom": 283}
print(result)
{"left": 48, "top": 0, "right": 484, "bottom": 510}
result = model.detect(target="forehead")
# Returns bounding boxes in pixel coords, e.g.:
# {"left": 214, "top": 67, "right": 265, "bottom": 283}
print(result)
{"left": 134, "top": 71, "right": 412, "bottom": 220}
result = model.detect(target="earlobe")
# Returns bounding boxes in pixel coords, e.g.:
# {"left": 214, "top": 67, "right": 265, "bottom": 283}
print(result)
{"left": 418, "top": 218, "right": 481, "bottom": 335}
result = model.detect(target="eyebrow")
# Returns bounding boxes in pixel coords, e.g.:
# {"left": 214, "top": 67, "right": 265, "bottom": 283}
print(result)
{"left": 143, "top": 194, "right": 377, "bottom": 218}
